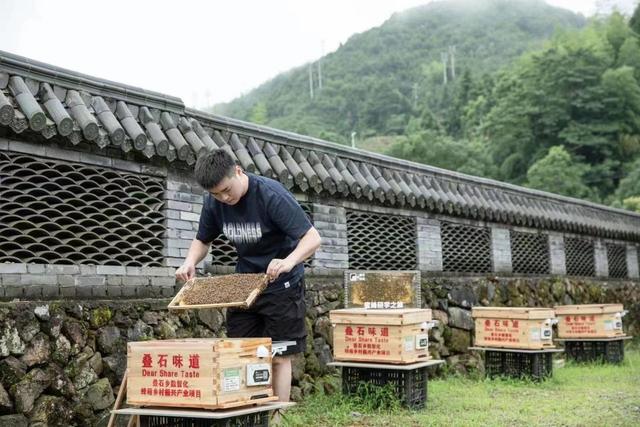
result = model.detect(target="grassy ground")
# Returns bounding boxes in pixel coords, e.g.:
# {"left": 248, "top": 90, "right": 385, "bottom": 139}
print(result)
{"left": 282, "top": 347, "right": 640, "bottom": 427}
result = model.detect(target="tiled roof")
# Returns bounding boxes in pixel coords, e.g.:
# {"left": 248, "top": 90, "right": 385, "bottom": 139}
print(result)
{"left": 1, "top": 50, "right": 640, "bottom": 241}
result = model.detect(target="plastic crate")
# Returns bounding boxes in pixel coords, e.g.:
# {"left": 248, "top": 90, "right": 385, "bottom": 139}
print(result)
{"left": 484, "top": 351, "right": 553, "bottom": 381}
{"left": 341, "top": 366, "right": 427, "bottom": 410}
{"left": 564, "top": 340, "right": 625, "bottom": 364}
{"left": 139, "top": 411, "right": 269, "bottom": 427}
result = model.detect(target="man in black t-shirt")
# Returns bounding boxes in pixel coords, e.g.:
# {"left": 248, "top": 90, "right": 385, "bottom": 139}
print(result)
{"left": 175, "top": 149, "right": 321, "bottom": 402}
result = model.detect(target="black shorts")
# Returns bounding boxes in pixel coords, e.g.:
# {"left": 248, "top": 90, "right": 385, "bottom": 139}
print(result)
{"left": 226, "top": 278, "right": 306, "bottom": 356}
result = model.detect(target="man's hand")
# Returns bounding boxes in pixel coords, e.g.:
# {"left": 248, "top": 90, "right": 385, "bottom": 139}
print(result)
{"left": 175, "top": 263, "right": 196, "bottom": 282}
{"left": 266, "top": 258, "right": 295, "bottom": 282}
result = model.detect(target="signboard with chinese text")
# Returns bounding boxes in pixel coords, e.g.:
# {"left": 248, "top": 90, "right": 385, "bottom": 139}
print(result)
{"left": 127, "top": 338, "right": 276, "bottom": 410}
{"left": 344, "top": 270, "right": 421, "bottom": 309}
{"left": 472, "top": 307, "right": 556, "bottom": 350}
{"left": 330, "top": 308, "right": 433, "bottom": 364}
{"left": 555, "top": 304, "right": 625, "bottom": 338}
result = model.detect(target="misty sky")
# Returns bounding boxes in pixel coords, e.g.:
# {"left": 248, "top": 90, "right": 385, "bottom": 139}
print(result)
{"left": 0, "top": 0, "right": 637, "bottom": 108}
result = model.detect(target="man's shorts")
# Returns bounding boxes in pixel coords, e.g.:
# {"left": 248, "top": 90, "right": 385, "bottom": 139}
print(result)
{"left": 226, "top": 277, "right": 306, "bottom": 356}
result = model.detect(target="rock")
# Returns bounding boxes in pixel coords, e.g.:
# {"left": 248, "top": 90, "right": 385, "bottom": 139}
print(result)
{"left": 20, "top": 333, "right": 51, "bottom": 367}
{"left": 552, "top": 280, "right": 565, "bottom": 301}
{"left": 448, "top": 307, "right": 474, "bottom": 330}
{"left": 0, "top": 414, "right": 28, "bottom": 427}
{"left": 112, "top": 311, "right": 134, "bottom": 329}
{"left": 82, "top": 378, "right": 114, "bottom": 411}
{"left": 52, "top": 335, "right": 71, "bottom": 365}
{"left": 0, "top": 325, "right": 25, "bottom": 356}
{"left": 313, "top": 317, "right": 333, "bottom": 345}
{"left": 16, "top": 311, "right": 40, "bottom": 343}
{"left": 448, "top": 285, "right": 478, "bottom": 308}
{"left": 446, "top": 328, "right": 471, "bottom": 353}
{"left": 432, "top": 310, "right": 449, "bottom": 325}
{"left": 563, "top": 294, "right": 574, "bottom": 305}
{"left": 437, "top": 299, "right": 448, "bottom": 311}
{"left": 305, "top": 352, "right": 321, "bottom": 376}
{"left": 156, "top": 321, "right": 177, "bottom": 340}
{"left": 127, "top": 320, "right": 153, "bottom": 341}
{"left": 317, "top": 344, "right": 333, "bottom": 373}
{"left": 65, "top": 354, "right": 98, "bottom": 391}
{"left": 290, "top": 353, "right": 306, "bottom": 383}
{"left": 198, "top": 309, "right": 224, "bottom": 332}
{"left": 0, "top": 383, "right": 12, "bottom": 414}
{"left": 300, "top": 375, "right": 315, "bottom": 397}
{"left": 42, "top": 315, "right": 63, "bottom": 338}
{"left": 45, "top": 365, "right": 75, "bottom": 398}
{"left": 11, "top": 368, "right": 52, "bottom": 413}
{"left": 96, "top": 326, "right": 123, "bottom": 355}
{"left": 102, "top": 354, "right": 127, "bottom": 386}
{"left": 90, "top": 307, "right": 113, "bottom": 329}
{"left": 0, "top": 357, "right": 27, "bottom": 389}
{"left": 29, "top": 395, "right": 73, "bottom": 427}
{"left": 62, "top": 321, "right": 86, "bottom": 350}
{"left": 33, "top": 305, "right": 50, "bottom": 321}
{"left": 89, "top": 352, "right": 103, "bottom": 376}
{"left": 321, "top": 375, "right": 340, "bottom": 394}
{"left": 141, "top": 311, "right": 160, "bottom": 325}
{"left": 289, "top": 386, "right": 302, "bottom": 402}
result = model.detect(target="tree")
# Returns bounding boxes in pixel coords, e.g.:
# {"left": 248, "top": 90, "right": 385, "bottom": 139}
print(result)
{"left": 525, "top": 146, "right": 592, "bottom": 199}
{"left": 248, "top": 102, "right": 268, "bottom": 125}
{"left": 630, "top": 2, "right": 640, "bottom": 35}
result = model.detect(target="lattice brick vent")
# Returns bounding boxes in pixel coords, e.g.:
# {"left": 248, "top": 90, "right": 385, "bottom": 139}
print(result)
{"left": 441, "top": 221, "right": 491, "bottom": 273}
{"left": 606, "top": 243, "right": 627, "bottom": 279}
{"left": 346, "top": 210, "right": 417, "bottom": 270}
{"left": 565, "top": 237, "right": 595, "bottom": 277}
{"left": 510, "top": 231, "right": 550, "bottom": 275}
{"left": 210, "top": 201, "right": 314, "bottom": 268}
{"left": 0, "top": 151, "right": 165, "bottom": 266}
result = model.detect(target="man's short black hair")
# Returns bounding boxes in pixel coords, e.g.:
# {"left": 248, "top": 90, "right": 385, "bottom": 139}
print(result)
{"left": 194, "top": 149, "right": 237, "bottom": 189}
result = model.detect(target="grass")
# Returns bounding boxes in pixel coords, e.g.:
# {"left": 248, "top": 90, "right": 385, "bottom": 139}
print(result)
{"left": 282, "top": 347, "right": 640, "bottom": 427}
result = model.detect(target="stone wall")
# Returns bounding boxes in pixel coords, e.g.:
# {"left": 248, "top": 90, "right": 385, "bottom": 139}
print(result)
{"left": 0, "top": 275, "right": 638, "bottom": 426}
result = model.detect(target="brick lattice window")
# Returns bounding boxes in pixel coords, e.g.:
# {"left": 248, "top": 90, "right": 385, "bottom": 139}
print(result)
{"left": 441, "top": 221, "right": 491, "bottom": 273}
{"left": 606, "top": 243, "right": 627, "bottom": 279}
{"left": 565, "top": 237, "right": 595, "bottom": 277}
{"left": 210, "top": 201, "right": 314, "bottom": 268}
{"left": 346, "top": 209, "right": 417, "bottom": 270}
{"left": 0, "top": 151, "right": 164, "bottom": 266}
{"left": 510, "top": 231, "right": 550, "bottom": 275}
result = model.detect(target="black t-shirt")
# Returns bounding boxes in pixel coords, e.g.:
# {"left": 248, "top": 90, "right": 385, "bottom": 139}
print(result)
{"left": 196, "top": 173, "right": 312, "bottom": 294}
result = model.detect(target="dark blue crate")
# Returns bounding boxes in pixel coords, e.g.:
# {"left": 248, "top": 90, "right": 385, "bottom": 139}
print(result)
{"left": 140, "top": 411, "right": 269, "bottom": 427}
{"left": 564, "top": 340, "right": 625, "bottom": 364}
{"left": 341, "top": 366, "right": 427, "bottom": 410}
{"left": 484, "top": 351, "right": 553, "bottom": 381}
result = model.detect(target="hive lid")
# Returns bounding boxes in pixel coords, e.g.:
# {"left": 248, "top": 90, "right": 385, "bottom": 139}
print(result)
{"left": 471, "top": 306, "right": 556, "bottom": 320}
{"left": 168, "top": 274, "right": 269, "bottom": 310}
{"left": 554, "top": 304, "right": 624, "bottom": 315}
{"left": 329, "top": 308, "right": 432, "bottom": 325}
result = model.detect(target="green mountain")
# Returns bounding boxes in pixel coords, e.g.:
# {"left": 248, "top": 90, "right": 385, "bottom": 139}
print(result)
{"left": 213, "top": 0, "right": 585, "bottom": 145}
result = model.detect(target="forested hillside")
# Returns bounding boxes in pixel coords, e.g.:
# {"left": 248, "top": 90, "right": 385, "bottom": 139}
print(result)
{"left": 214, "top": 0, "right": 584, "bottom": 143}
{"left": 213, "top": 0, "right": 640, "bottom": 209}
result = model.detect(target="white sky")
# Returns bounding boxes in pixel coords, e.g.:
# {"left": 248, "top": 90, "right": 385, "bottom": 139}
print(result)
{"left": 0, "top": 0, "right": 636, "bottom": 108}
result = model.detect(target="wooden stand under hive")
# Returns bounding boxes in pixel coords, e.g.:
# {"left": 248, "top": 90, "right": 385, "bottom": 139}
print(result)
{"left": 127, "top": 338, "right": 276, "bottom": 410}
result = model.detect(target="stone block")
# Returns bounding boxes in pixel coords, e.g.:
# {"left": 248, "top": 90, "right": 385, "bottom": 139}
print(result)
{"left": 96, "top": 266, "right": 127, "bottom": 276}
{"left": 0, "top": 264, "right": 27, "bottom": 274}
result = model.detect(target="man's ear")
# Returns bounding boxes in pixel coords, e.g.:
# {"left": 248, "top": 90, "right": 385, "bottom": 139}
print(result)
{"left": 235, "top": 165, "right": 243, "bottom": 176}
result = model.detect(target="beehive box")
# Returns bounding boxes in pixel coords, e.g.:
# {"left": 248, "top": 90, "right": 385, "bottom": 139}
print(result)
{"left": 472, "top": 307, "right": 556, "bottom": 350}
{"left": 127, "top": 338, "right": 277, "bottom": 410}
{"left": 554, "top": 304, "right": 625, "bottom": 338}
{"left": 330, "top": 308, "right": 433, "bottom": 364}
{"left": 344, "top": 270, "right": 421, "bottom": 309}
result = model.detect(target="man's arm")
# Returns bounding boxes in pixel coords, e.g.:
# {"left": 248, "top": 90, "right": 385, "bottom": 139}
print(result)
{"left": 266, "top": 226, "right": 321, "bottom": 281}
{"left": 175, "top": 239, "right": 212, "bottom": 282}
